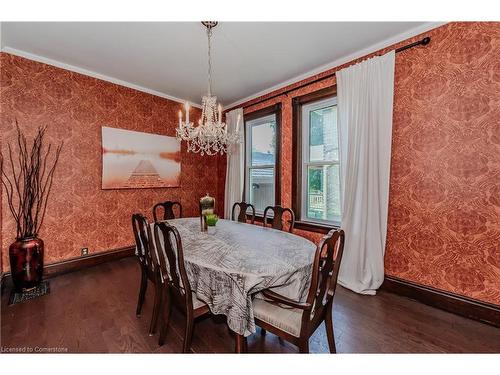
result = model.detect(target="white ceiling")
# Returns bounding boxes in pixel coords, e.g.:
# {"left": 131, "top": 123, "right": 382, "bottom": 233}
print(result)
{"left": 1, "top": 22, "right": 443, "bottom": 107}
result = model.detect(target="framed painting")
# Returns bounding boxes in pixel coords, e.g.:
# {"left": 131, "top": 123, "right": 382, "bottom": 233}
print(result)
{"left": 101, "top": 126, "right": 181, "bottom": 189}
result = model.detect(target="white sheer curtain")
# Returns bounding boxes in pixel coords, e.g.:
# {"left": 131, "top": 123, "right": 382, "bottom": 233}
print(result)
{"left": 337, "top": 51, "right": 395, "bottom": 295}
{"left": 224, "top": 108, "right": 245, "bottom": 219}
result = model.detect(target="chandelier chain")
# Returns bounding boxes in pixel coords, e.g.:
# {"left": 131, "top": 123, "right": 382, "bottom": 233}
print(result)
{"left": 207, "top": 27, "right": 212, "bottom": 97}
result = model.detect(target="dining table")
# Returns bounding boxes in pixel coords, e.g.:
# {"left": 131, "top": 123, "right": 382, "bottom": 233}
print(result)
{"left": 151, "top": 217, "right": 317, "bottom": 352}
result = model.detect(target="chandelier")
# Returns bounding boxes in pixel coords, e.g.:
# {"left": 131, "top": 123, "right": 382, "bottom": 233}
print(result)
{"left": 176, "top": 21, "right": 241, "bottom": 156}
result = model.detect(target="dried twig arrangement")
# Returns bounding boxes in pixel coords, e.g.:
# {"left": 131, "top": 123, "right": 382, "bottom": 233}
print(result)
{"left": 0, "top": 121, "right": 63, "bottom": 239}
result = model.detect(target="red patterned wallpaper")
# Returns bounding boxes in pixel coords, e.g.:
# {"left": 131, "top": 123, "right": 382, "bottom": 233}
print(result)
{"left": 386, "top": 22, "right": 500, "bottom": 305}
{"left": 2, "top": 23, "right": 499, "bottom": 305}
{"left": 227, "top": 22, "right": 500, "bottom": 305}
{"left": 0, "top": 52, "right": 222, "bottom": 271}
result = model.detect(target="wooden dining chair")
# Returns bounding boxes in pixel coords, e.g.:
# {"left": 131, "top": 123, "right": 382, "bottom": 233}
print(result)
{"left": 131, "top": 213, "right": 162, "bottom": 336}
{"left": 153, "top": 221, "right": 210, "bottom": 353}
{"left": 252, "top": 228, "right": 345, "bottom": 353}
{"left": 263, "top": 205, "right": 295, "bottom": 233}
{"left": 231, "top": 201, "right": 256, "bottom": 224}
{"left": 153, "top": 201, "right": 182, "bottom": 222}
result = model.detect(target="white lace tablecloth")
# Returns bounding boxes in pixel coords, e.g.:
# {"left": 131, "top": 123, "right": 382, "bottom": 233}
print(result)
{"left": 151, "top": 217, "right": 316, "bottom": 336}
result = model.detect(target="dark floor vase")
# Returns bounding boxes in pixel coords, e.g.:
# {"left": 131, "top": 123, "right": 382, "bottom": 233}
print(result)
{"left": 9, "top": 237, "right": 44, "bottom": 291}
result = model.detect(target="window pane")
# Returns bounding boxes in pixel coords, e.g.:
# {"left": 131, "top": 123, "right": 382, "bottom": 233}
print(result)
{"left": 251, "top": 120, "right": 276, "bottom": 166}
{"left": 309, "top": 105, "right": 338, "bottom": 162}
{"left": 307, "top": 164, "right": 340, "bottom": 221}
{"left": 249, "top": 168, "right": 274, "bottom": 212}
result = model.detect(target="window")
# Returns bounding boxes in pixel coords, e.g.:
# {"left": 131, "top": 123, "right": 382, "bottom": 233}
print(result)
{"left": 245, "top": 112, "right": 278, "bottom": 214}
{"left": 300, "top": 96, "right": 341, "bottom": 225}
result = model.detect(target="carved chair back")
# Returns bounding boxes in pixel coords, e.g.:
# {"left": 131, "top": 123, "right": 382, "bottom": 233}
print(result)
{"left": 231, "top": 201, "right": 256, "bottom": 224}
{"left": 153, "top": 201, "right": 183, "bottom": 222}
{"left": 153, "top": 221, "right": 194, "bottom": 311}
{"left": 263, "top": 205, "right": 295, "bottom": 232}
{"left": 132, "top": 213, "right": 156, "bottom": 273}
{"left": 301, "top": 229, "right": 345, "bottom": 333}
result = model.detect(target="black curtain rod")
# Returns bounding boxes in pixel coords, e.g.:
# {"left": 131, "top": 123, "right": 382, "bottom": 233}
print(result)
{"left": 236, "top": 36, "right": 431, "bottom": 110}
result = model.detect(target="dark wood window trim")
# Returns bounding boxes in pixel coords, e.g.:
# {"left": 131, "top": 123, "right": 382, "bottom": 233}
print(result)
{"left": 294, "top": 220, "right": 339, "bottom": 234}
{"left": 243, "top": 103, "right": 282, "bottom": 207}
{"left": 292, "top": 86, "right": 338, "bottom": 233}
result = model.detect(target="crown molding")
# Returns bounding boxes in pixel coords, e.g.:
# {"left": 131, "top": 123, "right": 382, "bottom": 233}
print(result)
{"left": 226, "top": 22, "right": 448, "bottom": 109}
{"left": 1, "top": 46, "right": 202, "bottom": 108}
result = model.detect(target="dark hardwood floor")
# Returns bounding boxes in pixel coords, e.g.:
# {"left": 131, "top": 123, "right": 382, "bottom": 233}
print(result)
{"left": 1, "top": 257, "right": 499, "bottom": 353}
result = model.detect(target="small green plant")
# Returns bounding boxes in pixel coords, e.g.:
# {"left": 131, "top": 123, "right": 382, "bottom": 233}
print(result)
{"left": 205, "top": 214, "right": 219, "bottom": 226}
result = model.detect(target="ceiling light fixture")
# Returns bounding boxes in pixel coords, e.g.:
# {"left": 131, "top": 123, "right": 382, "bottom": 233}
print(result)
{"left": 176, "top": 21, "right": 241, "bottom": 156}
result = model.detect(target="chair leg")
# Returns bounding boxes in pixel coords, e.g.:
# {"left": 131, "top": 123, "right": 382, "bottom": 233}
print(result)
{"left": 158, "top": 289, "right": 171, "bottom": 346}
{"left": 136, "top": 267, "right": 148, "bottom": 317}
{"left": 260, "top": 328, "right": 266, "bottom": 335}
{"left": 325, "top": 305, "right": 337, "bottom": 353}
{"left": 183, "top": 314, "right": 194, "bottom": 353}
{"left": 148, "top": 281, "right": 163, "bottom": 336}
{"left": 235, "top": 333, "right": 248, "bottom": 353}
{"left": 298, "top": 339, "right": 309, "bottom": 354}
